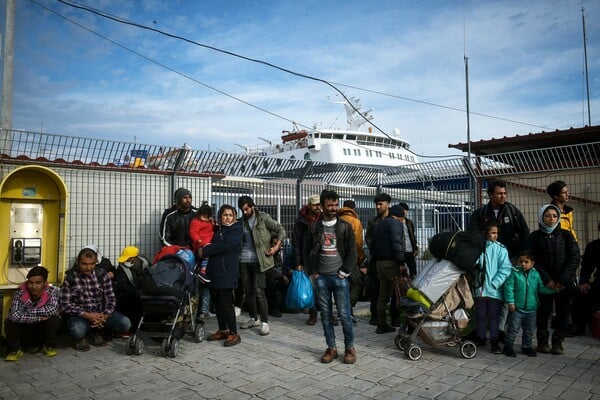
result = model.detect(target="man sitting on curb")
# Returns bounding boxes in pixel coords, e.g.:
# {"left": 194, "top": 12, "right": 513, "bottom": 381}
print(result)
{"left": 4, "top": 266, "right": 61, "bottom": 361}
{"left": 60, "top": 247, "right": 131, "bottom": 351}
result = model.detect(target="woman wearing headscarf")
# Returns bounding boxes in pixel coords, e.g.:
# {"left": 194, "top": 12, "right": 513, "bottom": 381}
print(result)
{"left": 526, "top": 204, "right": 580, "bottom": 355}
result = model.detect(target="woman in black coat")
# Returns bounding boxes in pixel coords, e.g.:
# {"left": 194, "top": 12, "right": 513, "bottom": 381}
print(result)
{"left": 200, "top": 204, "right": 243, "bottom": 347}
{"left": 527, "top": 204, "right": 580, "bottom": 355}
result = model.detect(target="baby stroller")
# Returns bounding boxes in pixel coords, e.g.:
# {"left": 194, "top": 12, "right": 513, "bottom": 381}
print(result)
{"left": 127, "top": 248, "right": 205, "bottom": 358}
{"left": 395, "top": 258, "right": 477, "bottom": 361}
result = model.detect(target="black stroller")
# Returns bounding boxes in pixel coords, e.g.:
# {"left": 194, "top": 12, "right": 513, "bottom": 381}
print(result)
{"left": 395, "top": 258, "right": 477, "bottom": 361}
{"left": 126, "top": 248, "right": 205, "bottom": 357}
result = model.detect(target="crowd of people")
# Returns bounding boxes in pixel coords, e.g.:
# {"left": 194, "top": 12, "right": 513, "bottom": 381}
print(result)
{"left": 4, "top": 179, "right": 599, "bottom": 365}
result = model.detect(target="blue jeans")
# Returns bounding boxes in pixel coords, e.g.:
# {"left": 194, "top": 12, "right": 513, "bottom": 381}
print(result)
{"left": 505, "top": 309, "right": 536, "bottom": 349}
{"left": 315, "top": 274, "right": 354, "bottom": 350}
{"left": 66, "top": 312, "right": 131, "bottom": 339}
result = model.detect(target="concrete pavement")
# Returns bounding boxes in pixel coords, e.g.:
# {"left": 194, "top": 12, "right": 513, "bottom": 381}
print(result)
{"left": 1, "top": 303, "right": 599, "bottom": 400}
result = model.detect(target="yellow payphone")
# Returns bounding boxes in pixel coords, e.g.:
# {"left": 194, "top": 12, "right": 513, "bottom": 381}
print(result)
{"left": 0, "top": 165, "right": 68, "bottom": 323}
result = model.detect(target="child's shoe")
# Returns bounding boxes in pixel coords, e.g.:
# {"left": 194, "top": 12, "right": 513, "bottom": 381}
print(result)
{"left": 195, "top": 266, "right": 211, "bottom": 283}
{"left": 503, "top": 344, "right": 516, "bottom": 357}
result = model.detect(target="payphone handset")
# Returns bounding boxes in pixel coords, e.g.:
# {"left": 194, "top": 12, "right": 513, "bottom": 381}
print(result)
{"left": 11, "top": 238, "right": 42, "bottom": 264}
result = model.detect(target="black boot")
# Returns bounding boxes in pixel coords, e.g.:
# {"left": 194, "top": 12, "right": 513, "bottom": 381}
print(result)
{"left": 503, "top": 342, "right": 516, "bottom": 357}
{"left": 551, "top": 331, "right": 564, "bottom": 355}
{"left": 490, "top": 338, "right": 502, "bottom": 354}
{"left": 537, "top": 330, "right": 550, "bottom": 354}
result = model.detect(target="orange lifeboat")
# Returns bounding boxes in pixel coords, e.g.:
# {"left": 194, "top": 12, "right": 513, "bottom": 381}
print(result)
{"left": 281, "top": 129, "right": 308, "bottom": 142}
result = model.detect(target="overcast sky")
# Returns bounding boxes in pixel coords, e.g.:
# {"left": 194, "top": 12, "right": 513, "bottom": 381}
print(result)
{"left": 2, "top": 0, "right": 599, "bottom": 160}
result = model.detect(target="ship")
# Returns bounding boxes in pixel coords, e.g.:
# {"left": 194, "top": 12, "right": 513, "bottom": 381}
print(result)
{"left": 242, "top": 97, "right": 417, "bottom": 167}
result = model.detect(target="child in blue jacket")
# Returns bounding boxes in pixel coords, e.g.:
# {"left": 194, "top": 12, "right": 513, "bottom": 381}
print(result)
{"left": 503, "top": 250, "right": 556, "bottom": 357}
{"left": 471, "top": 223, "right": 513, "bottom": 353}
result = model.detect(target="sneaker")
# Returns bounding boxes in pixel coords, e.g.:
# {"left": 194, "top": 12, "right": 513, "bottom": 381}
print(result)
{"left": 120, "top": 330, "right": 132, "bottom": 339}
{"left": 224, "top": 333, "right": 241, "bottom": 347}
{"left": 343, "top": 347, "right": 356, "bottom": 364}
{"left": 5, "top": 349, "right": 23, "bottom": 362}
{"left": 199, "top": 311, "right": 215, "bottom": 320}
{"left": 207, "top": 330, "right": 230, "bottom": 341}
{"left": 234, "top": 306, "right": 242, "bottom": 318}
{"left": 320, "top": 348, "right": 338, "bottom": 363}
{"left": 375, "top": 324, "right": 395, "bottom": 334}
{"left": 306, "top": 313, "right": 318, "bottom": 326}
{"left": 90, "top": 333, "right": 107, "bottom": 346}
{"left": 259, "top": 322, "right": 270, "bottom": 336}
{"left": 42, "top": 346, "right": 58, "bottom": 357}
{"left": 75, "top": 338, "right": 91, "bottom": 352}
{"left": 239, "top": 317, "right": 260, "bottom": 329}
{"left": 521, "top": 347, "right": 537, "bottom": 357}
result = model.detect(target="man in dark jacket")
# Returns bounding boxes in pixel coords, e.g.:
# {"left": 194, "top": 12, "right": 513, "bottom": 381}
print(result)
{"left": 291, "top": 194, "right": 321, "bottom": 324}
{"left": 160, "top": 188, "right": 198, "bottom": 248}
{"left": 371, "top": 204, "right": 406, "bottom": 334}
{"left": 365, "top": 192, "right": 392, "bottom": 325}
{"left": 468, "top": 179, "right": 529, "bottom": 260}
{"left": 303, "top": 190, "right": 358, "bottom": 364}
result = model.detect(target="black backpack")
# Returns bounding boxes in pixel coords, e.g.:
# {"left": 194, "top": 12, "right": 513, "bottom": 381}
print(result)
{"left": 428, "top": 229, "right": 486, "bottom": 272}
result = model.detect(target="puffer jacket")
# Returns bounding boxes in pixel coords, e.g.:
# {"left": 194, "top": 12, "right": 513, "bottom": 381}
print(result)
{"left": 526, "top": 226, "right": 580, "bottom": 287}
{"left": 303, "top": 217, "right": 357, "bottom": 276}
{"left": 471, "top": 240, "right": 512, "bottom": 301}
{"left": 503, "top": 265, "right": 556, "bottom": 312}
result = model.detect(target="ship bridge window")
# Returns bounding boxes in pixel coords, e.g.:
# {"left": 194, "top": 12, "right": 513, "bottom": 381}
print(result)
{"left": 346, "top": 135, "right": 356, "bottom": 141}
{"left": 334, "top": 134, "right": 344, "bottom": 140}
{"left": 321, "top": 133, "right": 332, "bottom": 139}
{"left": 313, "top": 133, "right": 320, "bottom": 138}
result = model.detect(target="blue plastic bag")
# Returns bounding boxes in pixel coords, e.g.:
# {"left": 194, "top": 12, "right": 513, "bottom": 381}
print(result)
{"left": 285, "top": 270, "right": 314, "bottom": 310}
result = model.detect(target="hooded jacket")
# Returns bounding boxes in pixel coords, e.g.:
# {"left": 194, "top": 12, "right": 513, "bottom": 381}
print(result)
{"left": 471, "top": 240, "right": 512, "bottom": 301}
{"left": 526, "top": 204, "right": 580, "bottom": 286}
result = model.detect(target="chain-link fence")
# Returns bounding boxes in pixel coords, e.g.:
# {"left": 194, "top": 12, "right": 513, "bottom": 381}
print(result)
{"left": 1, "top": 129, "right": 598, "bottom": 283}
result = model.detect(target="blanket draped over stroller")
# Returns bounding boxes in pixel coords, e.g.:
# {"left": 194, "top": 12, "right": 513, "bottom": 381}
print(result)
{"left": 397, "top": 257, "right": 477, "bottom": 360}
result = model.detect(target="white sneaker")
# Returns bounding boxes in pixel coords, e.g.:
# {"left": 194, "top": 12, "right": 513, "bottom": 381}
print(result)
{"left": 239, "top": 317, "right": 260, "bottom": 329}
{"left": 259, "top": 322, "right": 270, "bottom": 336}
{"left": 234, "top": 306, "right": 242, "bottom": 318}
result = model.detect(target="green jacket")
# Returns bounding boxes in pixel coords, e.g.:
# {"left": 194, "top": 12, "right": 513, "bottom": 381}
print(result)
{"left": 503, "top": 265, "right": 555, "bottom": 312}
{"left": 241, "top": 209, "right": 286, "bottom": 272}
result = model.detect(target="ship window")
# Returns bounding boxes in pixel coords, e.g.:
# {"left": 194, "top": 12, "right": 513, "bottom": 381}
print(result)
{"left": 389, "top": 152, "right": 395, "bottom": 159}
{"left": 304, "top": 152, "right": 311, "bottom": 160}
{"left": 346, "top": 135, "right": 356, "bottom": 141}
{"left": 376, "top": 151, "right": 382, "bottom": 158}
{"left": 321, "top": 133, "right": 332, "bottom": 139}
{"left": 313, "top": 133, "right": 320, "bottom": 138}
{"left": 361, "top": 136, "right": 371, "bottom": 142}
{"left": 353, "top": 149, "right": 361, "bottom": 156}
{"left": 334, "top": 134, "right": 344, "bottom": 140}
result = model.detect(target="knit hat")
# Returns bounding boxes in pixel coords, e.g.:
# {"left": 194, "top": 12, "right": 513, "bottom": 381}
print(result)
{"left": 118, "top": 246, "right": 139, "bottom": 263}
{"left": 389, "top": 205, "right": 405, "bottom": 217}
{"left": 175, "top": 188, "right": 191, "bottom": 206}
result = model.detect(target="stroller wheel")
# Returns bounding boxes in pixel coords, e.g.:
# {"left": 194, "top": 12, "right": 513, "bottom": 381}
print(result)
{"left": 125, "top": 336, "right": 135, "bottom": 355}
{"left": 394, "top": 335, "right": 409, "bottom": 351}
{"left": 194, "top": 324, "right": 206, "bottom": 343}
{"left": 160, "top": 338, "right": 170, "bottom": 357}
{"left": 404, "top": 344, "right": 422, "bottom": 361}
{"left": 460, "top": 340, "right": 477, "bottom": 359}
{"left": 168, "top": 339, "right": 180, "bottom": 358}
{"left": 133, "top": 338, "right": 144, "bottom": 356}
